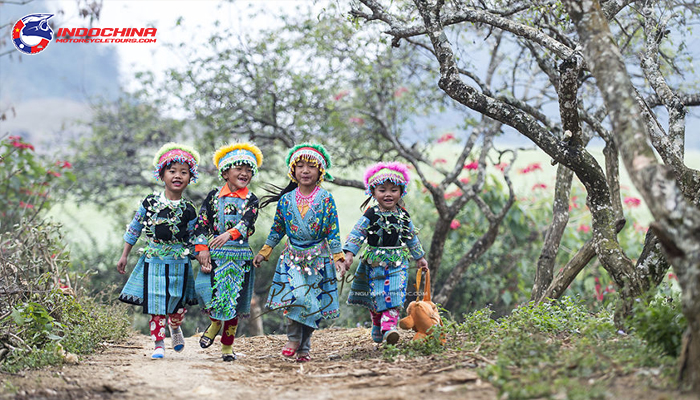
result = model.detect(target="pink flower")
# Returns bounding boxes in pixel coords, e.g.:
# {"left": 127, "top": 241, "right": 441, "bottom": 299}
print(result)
{"left": 519, "top": 162, "right": 542, "bottom": 174}
{"left": 333, "top": 91, "right": 349, "bottom": 101}
{"left": 463, "top": 161, "right": 478, "bottom": 170}
{"left": 55, "top": 161, "right": 73, "bottom": 169}
{"left": 19, "top": 201, "right": 34, "bottom": 209}
{"left": 459, "top": 177, "right": 470, "bottom": 184}
{"left": 450, "top": 219, "right": 461, "bottom": 229}
{"left": 633, "top": 222, "right": 648, "bottom": 233}
{"left": 47, "top": 170, "right": 61, "bottom": 177}
{"left": 437, "top": 133, "right": 456, "bottom": 143}
{"left": 394, "top": 87, "right": 408, "bottom": 98}
{"left": 421, "top": 181, "right": 438, "bottom": 193}
{"left": 577, "top": 224, "right": 590, "bottom": 233}
{"left": 432, "top": 158, "right": 447, "bottom": 165}
{"left": 668, "top": 273, "right": 677, "bottom": 281}
{"left": 494, "top": 162, "right": 508, "bottom": 172}
{"left": 349, "top": 117, "right": 365, "bottom": 125}
{"left": 532, "top": 183, "right": 547, "bottom": 190}
{"left": 594, "top": 277, "right": 604, "bottom": 301}
{"left": 8, "top": 135, "right": 21, "bottom": 141}
{"left": 623, "top": 197, "right": 641, "bottom": 208}
{"left": 444, "top": 189, "right": 463, "bottom": 200}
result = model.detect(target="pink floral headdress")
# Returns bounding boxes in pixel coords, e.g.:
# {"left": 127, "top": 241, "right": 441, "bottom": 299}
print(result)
{"left": 363, "top": 162, "right": 411, "bottom": 197}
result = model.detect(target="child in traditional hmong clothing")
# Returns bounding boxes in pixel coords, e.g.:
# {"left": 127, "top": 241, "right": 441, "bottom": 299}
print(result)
{"left": 252, "top": 143, "right": 345, "bottom": 363}
{"left": 117, "top": 143, "right": 200, "bottom": 359}
{"left": 194, "top": 142, "right": 263, "bottom": 362}
{"left": 343, "top": 162, "right": 428, "bottom": 345}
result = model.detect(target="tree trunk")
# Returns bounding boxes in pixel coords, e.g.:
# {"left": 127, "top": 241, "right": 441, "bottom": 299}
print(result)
{"left": 247, "top": 292, "right": 265, "bottom": 336}
{"left": 427, "top": 217, "right": 451, "bottom": 278}
{"left": 532, "top": 164, "right": 573, "bottom": 301}
{"left": 562, "top": 0, "right": 700, "bottom": 391}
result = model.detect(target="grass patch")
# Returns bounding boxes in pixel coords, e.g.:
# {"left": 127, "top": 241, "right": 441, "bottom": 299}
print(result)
{"left": 384, "top": 297, "right": 680, "bottom": 399}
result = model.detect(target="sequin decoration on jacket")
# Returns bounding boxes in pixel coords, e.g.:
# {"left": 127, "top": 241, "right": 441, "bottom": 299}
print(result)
{"left": 119, "top": 192, "right": 198, "bottom": 315}
{"left": 265, "top": 188, "right": 342, "bottom": 328}
{"left": 194, "top": 186, "right": 259, "bottom": 320}
{"left": 344, "top": 206, "right": 425, "bottom": 312}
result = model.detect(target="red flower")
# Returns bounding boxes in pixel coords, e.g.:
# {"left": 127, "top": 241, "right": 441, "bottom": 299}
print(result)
{"left": 459, "top": 177, "right": 470, "bottom": 184}
{"left": 349, "top": 117, "right": 365, "bottom": 125}
{"left": 444, "top": 189, "right": 463, "bottom": 200}
{"left": 623, "top": 197, "right": 641, "bottom": 208}
{"left": 19, "top": 201, "right": 34, "bottom": 209}
{"left": 333, "top": 90, "right": 349, "bottom": 101}
{"left": 463, "top": 161, "right": 478, "bottom": 170}
{"left": 532, "top": 183, "right": 547, "bottom": 190}
{"left": 8, "top": 135, "right": 21, "bottom": 141}
{"left": 494, "top": 162, "right": 508, "bottom": 172}
{"left": 47, "top": 170, "right": 61, "bottom": 177}
{"left": 55, "top": 160, "right": 73, "bottom": 169}
{"left": 432, "top": 158, "right": 447, "bottom": 165}
{"left": 450, "top": 219, "right": 461, "bottom": 229}
{"left": 519, "top": 162, "right": 542, "bottom": 174}
{"left": 594, "top": 277, "right": 604, "bottom": 301}
{"left": 668, "top": 273, "right": 677, "bottom": 281}
{"left": 437, "top": 133, "right": 456, "bottom": 143}
{"left": 394, "top": 87, "right": 408, "bottom": 98}
{"left": 577, "top": 224, "right": 590, "bottom": 233}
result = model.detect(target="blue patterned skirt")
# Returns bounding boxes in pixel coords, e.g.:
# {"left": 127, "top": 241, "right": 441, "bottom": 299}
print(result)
{"left": 266, "top": 241, "right": 340, "bottom": 328}
{"left": 119, "top": 255, "right": 197, "bottom": 315}
{"left": 194, "top": 245, "right": 254, "bottom": 321}
{"left": 347, "top": 246, "right": 409, "bottom": 312}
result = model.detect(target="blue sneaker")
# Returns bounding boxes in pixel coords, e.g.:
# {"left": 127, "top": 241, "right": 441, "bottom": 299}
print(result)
{"left": 383, "top": 329, "right": 400, "bottom": 345}
{"left": 371, "top": 325, "right": 383, "bottom": 343}
{"left": 151, "top": 347, "right": 164, "bottom": 359}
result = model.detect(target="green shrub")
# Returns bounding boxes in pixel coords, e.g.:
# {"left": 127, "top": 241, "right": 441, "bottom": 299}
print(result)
{"left": 627, "top": 288, "right": 687, "bottom": 357}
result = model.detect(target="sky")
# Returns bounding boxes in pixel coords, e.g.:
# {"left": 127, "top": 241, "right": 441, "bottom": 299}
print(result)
{"left": 44, "top": 0, "right": 308, "bottom": 91}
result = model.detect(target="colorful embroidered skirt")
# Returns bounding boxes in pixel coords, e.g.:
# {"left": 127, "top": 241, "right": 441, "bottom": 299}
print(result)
{"left": 347, "top": 246, "right": 410, "bottom": 312}
{"left": 266, "top": 241, "right": 340, "bottom": 328}
{"left": 119, "top": 255, "right": 197, "bottom": 315}
{"left": 194, "top": 246, "right": 254, "bottom": 321}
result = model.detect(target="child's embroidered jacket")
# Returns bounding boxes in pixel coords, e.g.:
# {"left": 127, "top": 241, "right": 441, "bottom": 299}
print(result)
{"left": 344, "top": 205, "right": 425, "bottom": 312}
{"left": 193, "top": 185, "right": 259, "bottom": 320}
{"left": 263, "top": 188, "right": 343, "bottom": 328}
{"left": 119, "top": 192, "right": 198, "bottom": 315}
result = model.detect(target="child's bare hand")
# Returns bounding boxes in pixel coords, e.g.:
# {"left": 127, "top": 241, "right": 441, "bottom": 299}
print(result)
{"left": 416, "top": 257, "right": 428, "bottom": 271}
{"left": 196, "top": 249, "right": 212, "bottom": 273}
{"left": 209, "top": 232, "right": 231, "bottom": 249}
{"left": 344, "top": 252, "right": 354, "bottom": 269}
{"left": 335, "top": 260, "right": 348, "bottom": 277}
{"left": 117, "top": 257, "right": 127, "bottom": 274}
{"left": 253, "top": 254, "right": 265, "bottom": 268}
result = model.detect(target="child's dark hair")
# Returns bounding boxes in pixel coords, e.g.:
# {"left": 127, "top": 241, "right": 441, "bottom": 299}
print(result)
{"left": 260, "top": 181, "right": 298, "bottom": 209}
{"left": 158, "top": 161, "right": 191, "bottom": 180}
{"left": 360, "top": 185, "right": 406, "bottom": 211}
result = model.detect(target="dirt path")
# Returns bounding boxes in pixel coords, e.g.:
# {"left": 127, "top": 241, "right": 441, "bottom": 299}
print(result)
{"left": 2, "top": 328, "right": 497, "bottom": 400}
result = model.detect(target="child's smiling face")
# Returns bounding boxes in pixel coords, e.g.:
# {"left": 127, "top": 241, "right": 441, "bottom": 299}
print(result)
{"left": 294, "top": 159, "right": 320, "bottom": 188}
{"left": 161, "top": 162, "right": 191, "bottom": 197}
{"left": 372, "top": 182, "right": 402, "bottom": 211}
{"left": 223, "top": 163, "right": 253, "bottom": 191}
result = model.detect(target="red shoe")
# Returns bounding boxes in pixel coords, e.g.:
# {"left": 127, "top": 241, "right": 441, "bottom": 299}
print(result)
{"left": 281, "top": 342, "right": 299, "bottom": 357}
{"left": 295, "top": 353, "right": 311, "bottom": 362}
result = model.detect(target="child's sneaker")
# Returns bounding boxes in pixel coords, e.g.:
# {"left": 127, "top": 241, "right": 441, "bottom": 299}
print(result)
{"left": 383, "top": 329, "right": 400, "bottom": 345}
{"left": 151, "top": 346, "right": 165, "bottom": 359}
{"left": 169, "top": 325, "right": 185, "bottom": 352}
{"left": 371, "top": 325, "right": 383, "bottom": 343}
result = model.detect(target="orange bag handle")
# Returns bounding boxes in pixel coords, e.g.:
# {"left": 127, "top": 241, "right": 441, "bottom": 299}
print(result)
{"left": 414, "top": 268, "right": 431, "bottom": 302}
